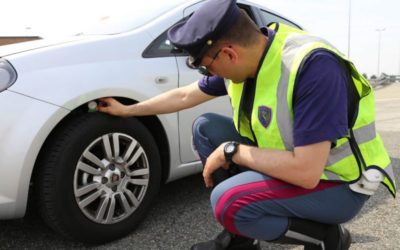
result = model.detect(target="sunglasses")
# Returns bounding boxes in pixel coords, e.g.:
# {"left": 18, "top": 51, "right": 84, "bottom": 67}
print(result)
{"left": 186, "top": 49, "right": 222, "bottom": 76}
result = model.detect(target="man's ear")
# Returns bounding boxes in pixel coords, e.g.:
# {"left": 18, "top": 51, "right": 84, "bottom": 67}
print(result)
{"left": 223, "top": 46, "right": 238, "bottom": 63}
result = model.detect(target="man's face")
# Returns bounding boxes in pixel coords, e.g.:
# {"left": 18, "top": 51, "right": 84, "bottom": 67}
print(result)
{"left": 199, "top": 45, "right": 247, "bottom": 83}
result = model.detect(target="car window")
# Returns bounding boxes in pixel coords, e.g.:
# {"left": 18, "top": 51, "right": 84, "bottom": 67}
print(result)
{"left": 142, "top": 31, "right": 181, "bottom": 58}
{"left": 143, "top": 13, "right": 193, "bottom": 58}
{"left": 259, "top": 9, "right": 301, "bottom": 29}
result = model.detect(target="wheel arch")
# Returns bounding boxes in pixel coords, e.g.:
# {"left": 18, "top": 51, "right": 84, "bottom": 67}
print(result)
{"left": 30, "top": 96, "right": 171, "bottom": 210}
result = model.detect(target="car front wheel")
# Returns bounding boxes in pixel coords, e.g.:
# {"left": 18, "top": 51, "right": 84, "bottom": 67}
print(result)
{"left": 35, "top": 112, "right": 161, "bottom": 243}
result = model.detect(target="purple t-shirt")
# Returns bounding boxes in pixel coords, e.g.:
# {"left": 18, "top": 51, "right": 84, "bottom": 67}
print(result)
{"left": 198, "top": 31, "right": 348, "bottom": 147}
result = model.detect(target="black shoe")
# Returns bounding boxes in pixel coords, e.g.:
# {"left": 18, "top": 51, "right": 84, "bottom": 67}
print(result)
{"left": 228, "top": 236, "right": 260, "bottom": 250}
{"left": 339, "top": 227, "right": 352, "bottom": 250}
{"left": 304, "top": 225, "right": 352, "bottom": 250}
{"left": 326, "top": 225, "right": 352, "bottom": 250}
{"left": 190, "top": 229, "right": 260, "bottom": 250}
{"left": 271, "top": 218, "right": 352, "bottom": 250}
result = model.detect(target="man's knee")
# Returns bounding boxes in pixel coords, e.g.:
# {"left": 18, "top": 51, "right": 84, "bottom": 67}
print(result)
{"left": 192, "top": 113, "right": 221, "bottom": 139}
{"left": 211, "top": 186, "right": 255, "bottom": 236}
{"left": 192, "top": 113, "right": 219, "bottom": 160}
{"left": 210, "top": 181, "right": 245, "bottom": 227}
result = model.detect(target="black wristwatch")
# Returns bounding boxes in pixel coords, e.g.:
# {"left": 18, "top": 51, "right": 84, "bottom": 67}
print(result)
{"left": 224, "top": 141, "right": 239, "bottom": 164}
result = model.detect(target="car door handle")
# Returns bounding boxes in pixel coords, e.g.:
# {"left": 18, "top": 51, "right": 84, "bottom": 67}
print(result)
{"left": 155, "top": 77, "right": 168, "bottom": 84}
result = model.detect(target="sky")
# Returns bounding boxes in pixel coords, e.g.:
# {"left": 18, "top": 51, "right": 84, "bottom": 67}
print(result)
{"left": 1, "top": 0, "right": 400, "bottom": 76}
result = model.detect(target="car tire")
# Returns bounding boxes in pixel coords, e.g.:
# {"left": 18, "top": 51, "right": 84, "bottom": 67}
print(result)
{"left": 35, "top": 112, "right": 162, "bottom": 243}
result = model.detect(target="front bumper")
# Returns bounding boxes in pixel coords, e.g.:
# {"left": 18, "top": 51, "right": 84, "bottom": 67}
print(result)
{"left": 0, "top": 90, "right": 69, "bottom": 219}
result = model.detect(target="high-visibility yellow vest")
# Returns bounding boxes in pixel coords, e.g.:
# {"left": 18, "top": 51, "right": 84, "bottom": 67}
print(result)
{"left": 228, "top": 23, "right": 396, "bottom": 197}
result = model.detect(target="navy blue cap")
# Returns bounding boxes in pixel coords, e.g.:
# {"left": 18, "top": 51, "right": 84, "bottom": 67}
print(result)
{"left": 168, "top": 0, "right": 240, "bottom": 67}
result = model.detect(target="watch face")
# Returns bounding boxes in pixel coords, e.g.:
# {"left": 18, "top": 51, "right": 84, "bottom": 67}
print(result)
{"left": 226, "top": 143, "right": 235, "bottom": 153}
{"left": 224, "top": 142, "right": 238, "bottom": 163}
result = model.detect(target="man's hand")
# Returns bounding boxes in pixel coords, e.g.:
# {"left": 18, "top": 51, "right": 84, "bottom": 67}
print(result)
{"left": 203, "top": 143, "right": 230, "bottom": 188}
{"left": 97, "top": 97, "right": 130, "bottom": 117}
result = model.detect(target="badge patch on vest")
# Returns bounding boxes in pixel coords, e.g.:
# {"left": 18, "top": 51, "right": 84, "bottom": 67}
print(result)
{"left": 258, "top": 106, "right": 272, "bottom": 128}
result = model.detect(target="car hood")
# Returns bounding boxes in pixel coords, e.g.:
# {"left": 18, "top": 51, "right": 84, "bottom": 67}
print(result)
{"left": 0, "top": 36, "right": 90, "bottom": 57}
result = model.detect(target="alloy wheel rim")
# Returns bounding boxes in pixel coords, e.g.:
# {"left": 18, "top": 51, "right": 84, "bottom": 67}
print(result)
{"left": 73, "top": 132, "right": 149, "bottom": 224}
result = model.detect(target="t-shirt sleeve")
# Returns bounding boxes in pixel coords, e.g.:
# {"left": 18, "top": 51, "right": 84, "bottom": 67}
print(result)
{"left": 293, "top": 50, "right": 349, "bottom": 147}
{"left": 198, "top": 75, "right": 228, "bottom": 96}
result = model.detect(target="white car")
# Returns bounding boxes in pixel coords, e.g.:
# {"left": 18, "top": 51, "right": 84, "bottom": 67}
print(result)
{"left": 0, "top": 0, "right": 301, "bottom": 243}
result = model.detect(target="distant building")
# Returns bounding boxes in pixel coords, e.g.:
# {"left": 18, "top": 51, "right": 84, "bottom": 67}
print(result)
{"left": 0, "top": 36, "right": 42, "bottom": 46}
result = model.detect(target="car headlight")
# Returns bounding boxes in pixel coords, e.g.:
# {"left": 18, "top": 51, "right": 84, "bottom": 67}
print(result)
{"left": 0, "top": 58, "right": 17, "bottom": 92}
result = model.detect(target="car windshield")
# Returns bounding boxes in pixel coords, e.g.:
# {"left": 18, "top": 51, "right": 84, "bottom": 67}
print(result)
{"left": 78, "top": 0, "right": 188, "bottom": 35}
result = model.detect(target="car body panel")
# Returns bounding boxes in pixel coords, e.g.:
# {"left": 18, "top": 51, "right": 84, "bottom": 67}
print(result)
{"left": 0, "top": 90, "right": 69, "bottom": 218}
{"left": 0, "top": 36, "right": 90, "bottom": 58}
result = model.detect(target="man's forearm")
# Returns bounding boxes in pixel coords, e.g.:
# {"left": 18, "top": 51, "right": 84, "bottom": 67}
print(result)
{"left": 125, "top": 82, "right": 215, "bottom": 116}
{"left": 232, "top": 142, "right": 330, "bottom": 189}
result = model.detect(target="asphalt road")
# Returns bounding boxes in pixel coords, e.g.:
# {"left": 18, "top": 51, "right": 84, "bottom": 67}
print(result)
{"left": 0, "top": 83, "right": 399, "bottom": 250}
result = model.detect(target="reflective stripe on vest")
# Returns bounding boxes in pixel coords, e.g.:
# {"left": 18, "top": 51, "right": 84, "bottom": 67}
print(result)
{"left": 228, "top": 23, "right": 396, "bottom": 197}
{"left": 327, "top": 122, "right": 376, "bottom": 166}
